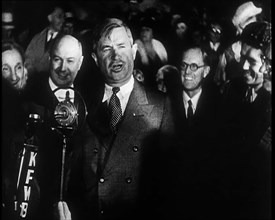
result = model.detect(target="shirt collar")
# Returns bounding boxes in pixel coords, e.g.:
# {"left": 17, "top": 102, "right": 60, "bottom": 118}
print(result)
{"left": 47, "top": 29, "right": 58, "bottom": 41}
{"left": 102, "top": 75, "right": 134, "bottom": 103}
{"left": 210, "top": 41, "right": 220, "bottom": 51}
{"left": 183, "top": 88, "right": 202, "bottom": 111}
{"left": 49, "top": 77, "right": 74, "bottom": 101}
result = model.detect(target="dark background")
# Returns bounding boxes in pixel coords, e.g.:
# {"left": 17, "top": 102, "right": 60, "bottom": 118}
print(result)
{"left": 2, "top": 0, "right": 271, "bottom": 34}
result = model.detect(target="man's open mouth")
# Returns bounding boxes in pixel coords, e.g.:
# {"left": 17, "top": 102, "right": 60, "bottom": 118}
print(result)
{"left": 111, "top": 63, "right": 123, "bottom": 72}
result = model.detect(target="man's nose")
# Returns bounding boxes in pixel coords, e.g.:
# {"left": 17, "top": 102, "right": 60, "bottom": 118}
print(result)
{"left": 10, "top": 70, "right": 18, "bottom": 81}
{"left": 61, "top": 61, "right": 66, "bottom": 71}
{"left": 111, "top": 48, "right": 119, "bottom": 59}
{"left": 185, "top": 65, "right": 193, "bottom": 74}
{"left": 242, "top": 60, "right": 250, "bottom": 70}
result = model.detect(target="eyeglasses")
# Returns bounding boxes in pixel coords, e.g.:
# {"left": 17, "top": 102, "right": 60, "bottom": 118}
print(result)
{"left": 211, "top": 27, "right": 221, "bottom": 34}
{"left": 180, "top": 61, "right": 205, "bottom": 72}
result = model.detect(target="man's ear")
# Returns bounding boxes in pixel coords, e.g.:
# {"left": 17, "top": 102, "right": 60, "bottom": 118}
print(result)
{"left": 91, "top": 53, "right": 98, "bottom": 66}
{"left": 203, "top": 66, "right": 210, "bottom": 78}
{"left": 48, "top": 14, "right": 52, "bottom": 23}
{"left": 78, "top": 56, "right": 84, "bottom": 71}
{"left": 132, "top": 43, "right": 138, "bottom": 60}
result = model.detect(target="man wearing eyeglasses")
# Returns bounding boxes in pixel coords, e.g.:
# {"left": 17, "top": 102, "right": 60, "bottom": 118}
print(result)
{"left": 174, "top": 45, "right": 222, "bottom": 131}
{"left": 170, "top": 44, "right": 223, "bottom": 219}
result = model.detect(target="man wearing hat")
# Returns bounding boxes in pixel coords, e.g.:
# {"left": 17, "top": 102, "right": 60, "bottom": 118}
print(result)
{"left": 214, "top": 1, "right": 263, "bottom": 90}
{"left": 220, "top": 21, "right": 271, "bottom": 219}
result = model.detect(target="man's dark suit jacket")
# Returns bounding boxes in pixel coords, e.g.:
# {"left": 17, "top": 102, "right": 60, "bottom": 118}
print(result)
{"left": 66, "top": 78, "right": 175, "bottom": 220}
{"left": 163, "top": 82, "right": 225, "bottom": 219}
{"left": 24, "top": 74, "right": 87, "bottom": 220}
{"left": 218, "top": 77, "right": 271, "bottom": 219}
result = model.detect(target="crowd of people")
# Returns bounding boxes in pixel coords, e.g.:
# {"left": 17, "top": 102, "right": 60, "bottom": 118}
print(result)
{"left": 2, "top": 0, "right": 271, "bottom": 220}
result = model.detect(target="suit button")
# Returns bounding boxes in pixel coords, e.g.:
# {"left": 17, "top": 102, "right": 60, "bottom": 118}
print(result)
{"left": 133, "top": 146, "right": 138, "bottom": 152}
{"left": 99, "top": 178, "right": 105, "bottom": 183}
{"left": 125, "top": 177, "right": 132, "bottom": 183}
{"left": 100, "top": 210, "right": 104, "bottom": 214}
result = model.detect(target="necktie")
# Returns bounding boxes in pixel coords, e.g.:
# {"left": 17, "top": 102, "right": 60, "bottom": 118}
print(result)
{"left": 45, "top": 32, "right": 54, "bottom": 51}
{"left": 187, "top": 100, "right": 193, "bottom": 119}
{"left": 246, "top": 87, "right": 254, "bottom": 103}
{"left": 109, "top": 87, "right": 122, "bottom": 132}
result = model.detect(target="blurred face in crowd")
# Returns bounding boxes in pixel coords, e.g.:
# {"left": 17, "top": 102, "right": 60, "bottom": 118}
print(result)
{"left": 175, "top": 22, "right": 187, "bottom": 39}
{"left": 140, "top": 26, "right": 153, "bottom": 43}
{"left": 50, "top": 35, "right": 83, "bottom": 87}
{"left": 241, "top": 43, "right": 264, "bottom": 90}
{"left": 49, "top": 7, "right": 65, "bottom": 32}
{"left": 2, "top": 48, "right": 28, "bottom": 90}
{"left": 209, "top": 23, "right": 222, "bottom": 43}
{"left": 93, "top": 26, "right": 137, "bottom": 87}
{"left": 156, "top": 70, "right": 166, "bottom": 93}
{"left": 180, "top": 48, "right": 210, "bottom": 97}
{"left": 260, "top": 44, "right": 272, "bottom": 76}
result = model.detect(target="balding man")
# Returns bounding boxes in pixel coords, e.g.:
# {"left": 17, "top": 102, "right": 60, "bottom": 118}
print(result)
{"left": 26, "top": 34, "right": 83, "bottom": 104}
{"left": 23, "top": 34, "right": 84, "bottom": 220}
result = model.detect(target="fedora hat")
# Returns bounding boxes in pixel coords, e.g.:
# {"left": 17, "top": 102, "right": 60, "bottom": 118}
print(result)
{"left": 2, "top": 12, "right": 15, "bottom": 29}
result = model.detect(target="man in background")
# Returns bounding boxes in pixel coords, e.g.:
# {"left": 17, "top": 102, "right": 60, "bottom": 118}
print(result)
{"left": 25, "top": 3, "right": 65, "bottom": 76}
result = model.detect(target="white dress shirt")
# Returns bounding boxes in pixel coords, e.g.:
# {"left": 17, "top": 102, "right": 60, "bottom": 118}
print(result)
{"left": 49, "top": 78, "right": 75, "bottom": 102}
{"left": 47, "top": 30, "right": 58, "bottom": 42}
{"left": 210, "top": 41, "right": 220, "bottom": 52}
{"left": 102, "top": 75, "right": 134, "bottom": 115}
{"left": 183, "top": 89, "right": 202, "bottom": 117}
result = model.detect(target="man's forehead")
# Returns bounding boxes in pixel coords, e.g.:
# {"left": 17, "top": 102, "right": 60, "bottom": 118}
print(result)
{"left": 242, "top": 43, "right": 262, "bottom": 55}
{"left": 52, "top": 7, "right": 64, "bottom": 16}
{"left": 2, "top": 49, "right": 23, "bottom": 63}
{"left": 183, "top": 48, "right": 203, "bottom": 61}
{"left": 101, "top": 27, "right": 130, "bottom": 42}
{"left": 241, "top": 46, "right": 263, "bottom": 65}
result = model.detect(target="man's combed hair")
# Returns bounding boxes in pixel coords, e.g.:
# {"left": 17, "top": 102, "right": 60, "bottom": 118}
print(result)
{"left": 92, "top": 18, "right": 133, "bottom": 52}
{"left": 241, "top": 21, "right": 271, "bottom": 51}
{"left": 179, "top": 43, "right": 210, "bottom": 66}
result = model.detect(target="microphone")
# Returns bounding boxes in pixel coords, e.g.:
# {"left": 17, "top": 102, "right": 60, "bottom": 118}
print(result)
{"left": 54, "top": 91, "right": 78, "bottom": 128}
{"left": 52, "top": 87, "right": 87, "bottom": 200}
{"left": 14, "top": 114, "right": 41, "bottom": 218}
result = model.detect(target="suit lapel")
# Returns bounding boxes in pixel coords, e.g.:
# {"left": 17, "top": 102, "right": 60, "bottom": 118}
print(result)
{"left": 123, "top": 80, "right": 153, "bottom": 124}
{"left": 102, "top": 80, "right": 154, "bottom": 171}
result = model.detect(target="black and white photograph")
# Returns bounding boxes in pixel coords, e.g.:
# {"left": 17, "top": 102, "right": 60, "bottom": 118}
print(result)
{"left": 2, "top": 0, "right": 271, "bottom": 219}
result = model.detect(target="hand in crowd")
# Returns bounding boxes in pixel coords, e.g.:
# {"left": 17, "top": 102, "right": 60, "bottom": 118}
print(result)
{"left": 54, "top": 201, "right": 72, "bottom": 220}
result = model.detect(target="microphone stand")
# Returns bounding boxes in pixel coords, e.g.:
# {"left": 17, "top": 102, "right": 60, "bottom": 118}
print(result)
{"left": 59, "top": 134, "right": 67, "bottom": 201}
{"left": 52, "top": 87, "right": 87, "bottom": 201}
{"left": 51, "top": 126, "right": 73, "bottom": 201}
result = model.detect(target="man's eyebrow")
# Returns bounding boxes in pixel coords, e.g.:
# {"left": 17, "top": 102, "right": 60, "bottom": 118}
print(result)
{"left": 15, "top": 62, "right": 23, "bottom": 67}
{"left": 117, "top": 42, "right": 126, "bottom": 46}
{"left": 100, "top": 44, "right": 111, "bottom": 50}
{"left": 52, "top": 54, "right": 60, "bottom": 58}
